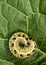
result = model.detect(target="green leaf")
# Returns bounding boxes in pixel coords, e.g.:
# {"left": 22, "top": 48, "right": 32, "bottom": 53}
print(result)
{"left": 0, "top": 14, "right": 8, "bottom": 38}
{"left": 0, "top": 59, "right": 14, "bottom": 65}
{"left": 0, "top": 0, "right": 46, "bottom": 65}
{"left": 39, "top": 0, "right": 46, "bottom": 15}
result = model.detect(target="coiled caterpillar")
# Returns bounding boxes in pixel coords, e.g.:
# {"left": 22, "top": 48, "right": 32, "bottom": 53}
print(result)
{"left": 9, "top": 32, "right": 37, "bottom": 58}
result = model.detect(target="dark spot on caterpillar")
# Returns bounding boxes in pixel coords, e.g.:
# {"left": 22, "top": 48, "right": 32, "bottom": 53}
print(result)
{"left": 18, "top": 34, "right": 21, "bottom": 37}
{"left": 22, "top": 34, "right": 25, "bottom": 37}
{"left": 20, "top": 54, "right": 23, "bottom": 57}
{"left": 14, "top": 50, "right": 17, "bottom": 54}
{"left": 26, "top": 37, "right": 28, "bottom": 40}
{"left": 12, "top": 37, "right": 16, "bottom": 40}
{"left": 27, "top": 54, "right": 30, "bottom": 56}
{"left": 32, "top": 50, "right": 35, "bottom": 53}
{"left": 11, "top": 43, "right": 14, "bottom": 47}
{"left": 35, "top": 44, "right": 37, "bottom": 48}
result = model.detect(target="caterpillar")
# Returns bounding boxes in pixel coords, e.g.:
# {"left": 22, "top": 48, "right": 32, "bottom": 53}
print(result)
{"left": 9, "top": 32, "right": 37, "bottom": 58}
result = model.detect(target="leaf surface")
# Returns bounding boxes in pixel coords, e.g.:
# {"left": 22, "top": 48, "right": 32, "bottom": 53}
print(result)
{"left": 0, "top": 0, "right": 46, "bottom": 65}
